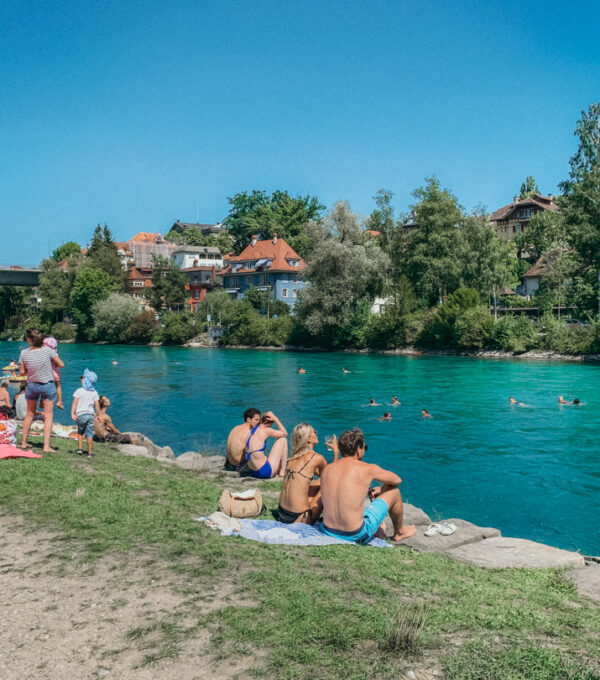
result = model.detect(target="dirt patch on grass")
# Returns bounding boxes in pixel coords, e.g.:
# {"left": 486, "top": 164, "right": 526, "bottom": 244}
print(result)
{"left": 0, "top": 517, "right": 258, "bottom": 679}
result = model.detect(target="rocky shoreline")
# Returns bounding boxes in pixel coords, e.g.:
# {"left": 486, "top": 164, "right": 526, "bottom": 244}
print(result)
{"left": 116, "top": 433, "right": 600, "bottom": 602}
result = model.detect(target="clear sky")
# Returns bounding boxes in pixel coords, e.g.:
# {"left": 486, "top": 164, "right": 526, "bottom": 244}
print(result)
{"left": 2, "top": 0, "right": 599, "bottom": 264}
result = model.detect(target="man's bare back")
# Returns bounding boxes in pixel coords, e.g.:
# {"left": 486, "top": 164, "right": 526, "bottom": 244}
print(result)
{"left": 226, "top": 423, "right": 251, "bottom": 466}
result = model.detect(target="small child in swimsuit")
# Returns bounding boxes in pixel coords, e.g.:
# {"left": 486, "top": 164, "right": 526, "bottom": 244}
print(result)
{"left": 43, "top": 336, "right": 64, "bottom": 409}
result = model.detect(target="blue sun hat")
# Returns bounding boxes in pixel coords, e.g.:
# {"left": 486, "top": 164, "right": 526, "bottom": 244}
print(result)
{"left": 82, "top": 368, "right": 98, "bottom": 391}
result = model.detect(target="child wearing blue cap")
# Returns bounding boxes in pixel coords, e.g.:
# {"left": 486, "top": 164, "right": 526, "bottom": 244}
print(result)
{"left": 71, "top": 368, "right": 100, "bottom": 457}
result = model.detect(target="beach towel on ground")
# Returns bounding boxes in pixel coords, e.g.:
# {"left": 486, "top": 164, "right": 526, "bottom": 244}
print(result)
{"left": 0, "top": 443, "right": 43, "bottom": 459}
{"left": 196, "top": 516, "right": 390, "bottom": 548}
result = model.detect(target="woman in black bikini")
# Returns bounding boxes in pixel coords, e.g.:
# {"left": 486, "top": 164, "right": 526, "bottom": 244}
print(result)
{"left": 277, "top": 423, "right": 339, "bottom": 524}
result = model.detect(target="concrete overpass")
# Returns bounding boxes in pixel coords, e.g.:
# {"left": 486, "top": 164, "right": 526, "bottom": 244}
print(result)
{"left": 0, "top": 266, "right": 41, "bottom": 286}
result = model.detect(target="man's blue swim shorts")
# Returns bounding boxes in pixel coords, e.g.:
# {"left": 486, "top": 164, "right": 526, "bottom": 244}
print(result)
{"left": 322, "top": 497, "right": 389, "bottom": 544}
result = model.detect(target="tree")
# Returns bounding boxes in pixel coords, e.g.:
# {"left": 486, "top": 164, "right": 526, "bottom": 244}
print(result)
{"left": 70, "top": 268, "right": 117, "bottom": 330}
{"left": 402, "top": 177, "right": 464, "bottom": 305}
{"left": 519, "top": 176, "right": 540, "bottom": 199}
{"left": 223, "top": 190, "right": 325, "bottom": 257}
{"left": 194, "top": 290, "right": 236, "bottom": 327}
{"left": 516, "top": 210, "right": 566, "bottom": 262}
{"left": 0, "top": 287, "right": 26, "bottom": 332}
{"left": 146, "top": 256, "right": 188, "bottom": 313}
{"left": 539, "top": 248, "right": 581, "bottom": 319}
{"left": 92, "top": 293, "right": 141, "bottom": 343}
{"left": 244, "top": 286, "right": 289, "bottom": 317}
{"left": 38, "top": 257, "right": 78, "bottom": 324}
{"left": 128, "top": 310, "right": 159, "bottom": 343}
{"left": 296, "top": 201, "right": 390, "bottom": 347}
{"left": 366, "top": 189, "right": 396, "bottom": 252}
{"left": 160, "top": 312, "right": 195, "bottom": 345}
{"left": 51, "top": 241, "right": 81, "bottom": 262}
{"left": 460, "top": 213, "right": 511, "bottom": 305}
{"left": 85, "top": 224, "right": 125, "bottom": 286}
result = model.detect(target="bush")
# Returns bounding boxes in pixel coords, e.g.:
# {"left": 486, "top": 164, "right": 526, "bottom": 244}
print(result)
{"left": 220, "top": 303, "right": 294, "bottom": 346}
{"left": 50, "top": 322, "right": 77, "bottom": 342}
{"left": 454, "top": 306, "right": 495, "bottom": 349}
{"left": 537, "top": 315, "right": 597, "bottom": 354}
{"left": 492, "top": 315, "right": 538, "bottom": 353}
{"left": 160, "top": 312, "right": 195, "bottom": 345}
{"left": 92, "top": 293, "right": 141, "bottom": 344}
{"left": 128, "top": 310, "right": 159, "bottom": 344}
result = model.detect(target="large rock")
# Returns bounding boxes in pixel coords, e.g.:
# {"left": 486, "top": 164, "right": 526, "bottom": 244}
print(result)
{"left": 175, "top": 452, "right": 226, "bottom": 472}
{"left": 446, "top": 537, "right": 586, "bottom": 569}
{"left": 131, "top": 433, "right": 175, "bottom": 461}
{"left": 116, "top": 444, "right": 153, "bottom": 458}
{"left": 568, "top": 564, "right": 600, "bottom": 601}
{"left": 399, "top": 518, "right": 501, "bottom": 553}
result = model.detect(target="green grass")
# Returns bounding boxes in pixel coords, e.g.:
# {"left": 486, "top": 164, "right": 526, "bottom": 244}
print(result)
{"left": 1, "top": 436, "right": 599, "bottom": 679}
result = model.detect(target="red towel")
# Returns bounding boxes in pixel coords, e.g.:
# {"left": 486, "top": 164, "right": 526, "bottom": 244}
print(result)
{"left": 0, "top": 444, "right": 43, "bottom": 459}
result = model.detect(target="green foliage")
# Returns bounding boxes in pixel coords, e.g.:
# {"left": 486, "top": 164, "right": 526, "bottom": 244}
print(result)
{"left": 424, "top": 288, "right": 483, "bottom": 347}
{"left": 296, "top": 201, "right": 389, "bottom": 346}
{"left": 194, "top": 290, "right": 236, "bottom": 327}
{"left": 365, "top": 276, "right": 418, "bottom": 349}
{"left": 93, "top": 293, "right": 141, "bottom": 343}
{"left": 0, "top": 286, "right": 27, "bottom": 332}
{"left": 159, "top": 312, "right": 195, "bottom": 345}
{"left": 51, "top": 241, "right": 81, "bottom": 262}
{"left": 537, "top": 314, "right": 598, "bottom": 354}
{"left": 493, "top": 315, "right": 538, "bottom": 352}
{"left": 223, "top": 189, "right": 325, "bottom": 257}
{"left": 85, "top": 225, "right": 125, "bottom": 286}
{"left": 50, "top": 322, "right": 76, "bottom": 342}
{"left": 453, "top": 306, "right": 495, "bottom": 349}
{"left": 70, "top": 268, "right": 117, "bottom": 330}
{"left": 403, "top": 177, "right": 465, "bottom": 305}
{"left": 220, "top": 302, "right": 294, "bottom": 347}
{"left": 243, "top": 286, "right": 289, "bottom": 317}
{"left": 146, "top": 256, "right": 188, "bottom": 313}
{"left": 366, "top": 188, "right": 397, "bottom": 252}
{"left": 519, "top": 175, "right": 540, "bottom": 198}
{"left": 520, "top": 210, "right": 566, "bottom": 261}
{"left": 128, "top": 310, "right": 159, "bottom": 344}
{"left": 38, "top": 257, "right": 78, "bottom": 324}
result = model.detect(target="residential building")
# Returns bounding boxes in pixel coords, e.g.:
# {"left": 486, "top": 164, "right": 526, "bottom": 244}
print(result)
{"left": 128, "top": 233, "right": 177, "bottom": 267}
{"left": 127, "top": 265, "right": 154, "bottom": 308}
{"left": 183, "top": 266, "right": 219, "bottom": 313}
{"left": 491, "top": 194, "right": 559, "bottom": 243}
{"left": 171, "top": 245, "right": 223, "bottom": 270}
{"left": 219, "top": 233, "right": 307, "bottom": 307}
{"left": 516, "top": 257, "right": 545, "bottom": 297}
{"left": 169, "top": 220, "right": 225, "bottom": 237}
{"left": 114, "top": 241, "right": 134, "bottom": 270}
{"left": 402, "top": 210, "right": 418, "bottom": 233}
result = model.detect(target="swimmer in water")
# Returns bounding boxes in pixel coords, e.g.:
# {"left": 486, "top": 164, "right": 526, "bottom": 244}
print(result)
{"left": 112, "top": 361, "right": 118, "bottom": 365}
{"left": 298, "top": 367, "right": 306, "bottom": 374}
{"left": 421, "top": 409, "right": 432, "bottom": 418}
{"left": 367, "top": 398, "right": 381, "bottom": 406}
{"left": 509, "top": 396, "right": 529, "bottom": 406}
{"left": 391, "top": 396, "right": 400, "bottom": 406}
{"left": 378, "top": 412, "right": 392, "bottom": 421}
{"left": 342, "top": 368, "right": 350, "bottom": 374}
{"left": 559, "top": 396, "right": 582, "bottom": 405}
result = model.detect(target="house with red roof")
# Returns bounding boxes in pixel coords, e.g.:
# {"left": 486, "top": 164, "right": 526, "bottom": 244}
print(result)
{"left": 491, "top": 194, "right": 559, "bottom": 242}
{"left": 219, "top": 233, "right": 306, "bottom": 307}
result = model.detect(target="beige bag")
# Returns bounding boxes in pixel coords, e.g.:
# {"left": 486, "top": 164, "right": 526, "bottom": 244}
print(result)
{"left": 218, "top": 488, "right": 264, "bottom": 518}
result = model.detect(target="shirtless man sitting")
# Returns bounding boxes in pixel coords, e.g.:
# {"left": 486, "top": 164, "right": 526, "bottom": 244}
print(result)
{"left": 93, "top": 396, "right": 137, "bottom": 445}
{"left": 224, "top": 407, "right": 260, "bottom": 471}
{"left": 320, "top": 428, "right": 416, "bottom": 544}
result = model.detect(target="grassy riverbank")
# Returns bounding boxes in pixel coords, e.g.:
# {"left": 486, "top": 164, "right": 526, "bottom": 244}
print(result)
{"left": 1, "top": 438, "right": 599, "bottom": 679}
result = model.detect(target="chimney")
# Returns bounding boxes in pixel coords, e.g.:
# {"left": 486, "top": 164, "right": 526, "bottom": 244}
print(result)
{"left": 272, "top": 232, "right": 278, "bottom": 244}
{"left": 548, "top": 194, "right": 553, "bottom": 201}
{"left": 513, "top": 196, "right": 518, "bottom": 204}
{"left": 251, "top": 235, "right": 257, "bottom": 247}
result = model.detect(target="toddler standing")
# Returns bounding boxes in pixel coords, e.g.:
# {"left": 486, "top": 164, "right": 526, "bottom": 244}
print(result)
{"left": 71, "top": 368, "right": 100, "bottom": 457}
{"left": 43, "top": 336, "right": 64, "bottom": 409}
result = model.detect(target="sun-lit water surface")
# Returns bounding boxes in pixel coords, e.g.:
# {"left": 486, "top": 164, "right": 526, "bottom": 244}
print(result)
{"left": 2, "top": 341, "right": 598, "bottom": 555}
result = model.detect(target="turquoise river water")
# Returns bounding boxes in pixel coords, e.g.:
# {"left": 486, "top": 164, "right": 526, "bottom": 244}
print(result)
{"left": 2, "top": 341, "right": 599, "bottom": 555}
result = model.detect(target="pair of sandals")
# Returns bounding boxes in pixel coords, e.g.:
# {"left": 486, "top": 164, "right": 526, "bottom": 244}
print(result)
{"left": 424, "top": 522, "right": 457, "bottom": 537}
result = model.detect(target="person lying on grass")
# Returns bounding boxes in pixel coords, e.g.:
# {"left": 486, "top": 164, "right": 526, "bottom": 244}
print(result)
{"left": 277, "top": 424, "right": 339, "bottom": 525}
{"left": 320, "top": 428, "right": 416, "bottom": 544}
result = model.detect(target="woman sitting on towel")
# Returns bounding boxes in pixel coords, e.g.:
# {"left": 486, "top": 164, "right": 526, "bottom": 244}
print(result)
{"left": 277, "top": 423, "right": 339, "bottom": 524}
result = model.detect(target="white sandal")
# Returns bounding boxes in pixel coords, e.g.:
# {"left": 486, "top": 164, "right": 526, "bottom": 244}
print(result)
{"left": 424, "top": 523, "right": 443, "bottom": 537}
{"left": 440, "top": 522, "right": 457, "bottom": 536}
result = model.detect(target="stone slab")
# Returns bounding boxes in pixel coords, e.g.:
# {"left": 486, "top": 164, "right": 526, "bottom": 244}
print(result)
{"left": 398, "top": 518, "right": 500, "bottom": 553}
{"left": 175, "top": 452, "right": 221, "bottom": 471}
{"left": 116, "top": 444, "right": 152, "bottom": 458}
{"left": 380, "top": 503, "right": 431, "bottom": 536}
{"left": 567, "top": 564, "right": 600, "bottom": 601}
{"left": 446, "top": 537, "right": 585, "bottom": 569}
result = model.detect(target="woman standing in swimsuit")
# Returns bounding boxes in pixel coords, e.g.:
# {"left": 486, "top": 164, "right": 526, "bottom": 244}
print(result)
{"left": 277, "top": 424, "right": 339, "bottom": 524}
{"left": 245, "top": 411, "right": 288, "bottom": 479}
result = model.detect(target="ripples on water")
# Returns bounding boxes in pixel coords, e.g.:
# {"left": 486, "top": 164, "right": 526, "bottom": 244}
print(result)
{"left": 2, "top": 342, "right": 598, "bottom": 554}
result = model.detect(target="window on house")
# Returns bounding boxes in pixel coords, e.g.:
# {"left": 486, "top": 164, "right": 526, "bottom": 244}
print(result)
{"left": 292, "top": 289, "right": 297, "bottom": 298}
{"left": 262, "top": 274, "right": 268, "bottom": 285}
{"left": 133, "top": 280, "right": 144, "bottom": 287}
{"left": 282, "top": 288, "right": 288, "bottom": 298}
{"left": 194, "top": 290, "right": 200, "bottom": 299}
{"left": 515, "top": 224, "right": 522, "bottom": 233}
{"left": 518, "top": 208, "right": 533, "bottom": 218}
{"left": 232, "top": 276, "right": 239, "bottom": 287}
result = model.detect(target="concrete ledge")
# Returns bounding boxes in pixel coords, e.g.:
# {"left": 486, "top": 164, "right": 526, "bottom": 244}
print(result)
{"left": 400, "top": 518, "right": 501, "bottom": 553}
{"left": 446, "top": 537, "right": 585, "bottom": 569}
{"left": 567, "top": 564, "right": 600, "bottom": 601}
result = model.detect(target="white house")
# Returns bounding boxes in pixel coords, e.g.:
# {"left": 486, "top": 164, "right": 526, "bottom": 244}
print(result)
{"left": 171, "top": 246, "right": 223, "bottom": 270}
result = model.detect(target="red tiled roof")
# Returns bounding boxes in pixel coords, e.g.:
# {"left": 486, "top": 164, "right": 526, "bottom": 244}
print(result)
{"left": 364, "top": 229, "right": 381, "bottom": 237}
{"left": 220, "top": 236, "right": 306, "bottom": 275}
{"left": 522, "top": 256, "right": 546, "bottom": 278}
{"left": 491, "top": 195, "right": 558, "bottom": 223}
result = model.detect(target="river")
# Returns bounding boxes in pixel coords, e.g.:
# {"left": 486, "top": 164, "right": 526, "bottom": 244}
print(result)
{"left": 2, "top": 341, "right": 599, "bottom": 555}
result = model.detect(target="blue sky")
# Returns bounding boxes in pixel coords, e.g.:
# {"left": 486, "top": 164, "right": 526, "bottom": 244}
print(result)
{"left": 1, "top": 0, "right": 599, "bottom": 263}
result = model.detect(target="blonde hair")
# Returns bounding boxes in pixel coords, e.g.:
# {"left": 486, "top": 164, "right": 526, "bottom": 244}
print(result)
{"left": 289, "top": 422, "right": 313, "bottom": 461}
